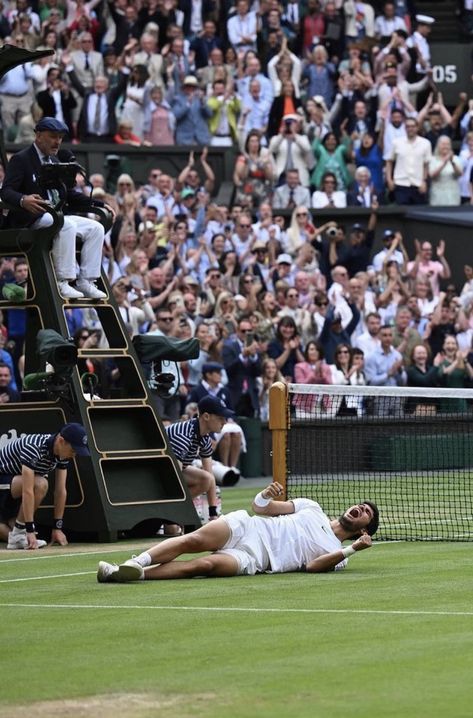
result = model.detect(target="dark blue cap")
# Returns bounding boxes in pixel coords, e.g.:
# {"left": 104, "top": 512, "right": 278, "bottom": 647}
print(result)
{"left": 60, "top": 423, "right": 90, "bottom": 456}
{"left": 35, "top": 117, "right": 69, "bottom": 133}
{"left": 198, "top": 396, "right": 235, "bottom": 418}
{"left": 202, "top": 362, "right": 223, "bottom": 375}
{"left": 383, "top": 229, "right": 395, "bottom": 239}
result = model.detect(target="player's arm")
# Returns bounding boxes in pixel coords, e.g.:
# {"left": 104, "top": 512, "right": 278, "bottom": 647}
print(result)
{"left": 201, "top": 456, "right": 213, "bottom": 475}
{"left": 50, "top": 467, "right": 68, "bottom": 546}
{"left": 304, "top": 533, "right": 373, "bottom": 573}
{"left": 252, "top": 482, "right": 295, "bottom": 516}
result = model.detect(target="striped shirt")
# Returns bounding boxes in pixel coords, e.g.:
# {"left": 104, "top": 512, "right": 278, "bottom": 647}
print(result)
{"left": 165, "top": 418, "right": 213, "bottom": 467}
{"left": 0, "top": 434, "right": 69, "bottom": 479}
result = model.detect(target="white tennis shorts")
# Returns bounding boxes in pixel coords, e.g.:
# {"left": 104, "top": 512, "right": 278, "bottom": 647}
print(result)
{"left": 217, "top": 510, "right": 270, "bottom": 575}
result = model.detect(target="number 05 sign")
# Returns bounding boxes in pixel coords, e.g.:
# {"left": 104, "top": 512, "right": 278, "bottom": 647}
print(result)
{"left": 430, "top": 43, "right": 473, "bottom": 104}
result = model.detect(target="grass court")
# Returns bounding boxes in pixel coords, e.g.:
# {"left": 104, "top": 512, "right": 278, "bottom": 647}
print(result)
{"left": 0, "top": 485, "right": 471, "bottom": 718}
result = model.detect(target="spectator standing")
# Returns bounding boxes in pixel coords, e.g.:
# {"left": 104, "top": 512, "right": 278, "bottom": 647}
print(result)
{"left": 143, "top": 86, "right": 175, "bottom": 146}
{"left": 428, "top": 136, "right": 462, "bottom": 206}
{"left": 386, "top": 117, "right": 432, "bottom": 204}
{"left": 171, "top": 76, "right": 211, "bottom": 146}
{"left": 311, "top": 133, "right": 351, "bottom": 191}
{"left": 365, "top": 324, "right": 406, "bottom": 415}
{"left": 227, "top": 0, "right": 257, "bottom": 53}
{"left": 36, "top": 66, "right": 77, "bottom": 138}
{"left": 75, "top": 72, "right": 129, "bottom": 143}
{"left": 407, "top": 240, "right": 451, "bottom": 296}
{"left": 222, "top": 316, "right": 262, "bottom": 416}
{"left": 268, "top": 114, "right": 313, "bottom": 187}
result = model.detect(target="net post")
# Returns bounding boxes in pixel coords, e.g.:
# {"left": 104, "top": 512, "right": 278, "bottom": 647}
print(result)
{"left": 269, "top": 381, "right": 289, "bottom": 498}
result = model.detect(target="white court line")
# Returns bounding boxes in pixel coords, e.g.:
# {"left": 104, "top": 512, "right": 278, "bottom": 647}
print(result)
{"left": 0, "top": 602, "right": 472, "bottom": 617}
{"left": 0, "top": 546, "right": 150, "bottom": 564}
{"left": 0, "top": 571, "right": 95, "bottom": 583}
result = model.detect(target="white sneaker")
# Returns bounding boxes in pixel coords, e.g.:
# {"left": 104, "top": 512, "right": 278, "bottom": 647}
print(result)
{"left": 7, "top": 530, "right": 47, "bottom": 550}
{"left": 58, "top": 280, "right": 84, "bottom": 299}
{"left": 97, "top": 561, "right": 120, "bottom": 583}
{"left": 117, "top": 558, "right": 145, "bottom": 582}
{"left": 76, "top": 278, "right": 107, "bottom": 300}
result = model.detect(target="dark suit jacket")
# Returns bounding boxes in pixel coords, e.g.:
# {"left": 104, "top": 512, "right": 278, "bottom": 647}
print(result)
{"left": 0, "top": 145, "right": 101, "bottom": 227}
{"left": 188, "top": 383, "right": 234, "bottom": 410}
{"left": 36, "top": 89, "right": 77, "bottom": 137}
{"left": 222, "top": 339, "right": 261, "bottom": 414}
{"left": 178, "top": 0, "right": 217, "bottom": 37}
{"left": 75, "top": 71, "right": 129, "bottom": 141}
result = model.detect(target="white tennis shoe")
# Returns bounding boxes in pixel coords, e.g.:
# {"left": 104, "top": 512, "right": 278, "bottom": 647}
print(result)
{"left": 7, "top": 531, "right": 47, "bottom": 550}
{"left": 117, "top": 558, "right": 145, "bottom": 582}
{"left": 97, "top": 561, "right": 120, "bottom": 583}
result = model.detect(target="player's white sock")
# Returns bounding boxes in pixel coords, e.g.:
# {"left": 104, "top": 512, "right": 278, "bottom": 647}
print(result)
{"left": 134, "top": 552, "right": 152, "bottom": 567}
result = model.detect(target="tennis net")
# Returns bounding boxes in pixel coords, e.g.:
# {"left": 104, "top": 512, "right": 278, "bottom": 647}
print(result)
{"left": 269, "top": 382, "right": 473, "bottom": 541}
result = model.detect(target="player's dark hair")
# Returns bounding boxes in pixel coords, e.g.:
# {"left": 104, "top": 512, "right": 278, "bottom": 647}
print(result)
{"left": 363, "top": 500, "right": 379, "bottom": 536}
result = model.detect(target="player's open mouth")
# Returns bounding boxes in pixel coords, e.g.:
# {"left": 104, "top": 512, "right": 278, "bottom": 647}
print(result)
{"left": 348, "top": 507, "right": 361, "bottom": 519}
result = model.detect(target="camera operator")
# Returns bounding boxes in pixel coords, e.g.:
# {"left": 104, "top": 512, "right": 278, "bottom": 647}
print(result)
{"left": 268, "top": 113, "right": 313, "bottom": 188}
{"left": 0, "top": 117, "right": 112, "bottom": 300}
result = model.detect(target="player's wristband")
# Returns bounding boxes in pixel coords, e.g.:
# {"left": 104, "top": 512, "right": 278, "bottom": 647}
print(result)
{"left": 342, "top": 546, "right": 356, "bottom": 558}
{"left": 25, "top": 521, "right": 36, "bottom": 534}
{"left": 54, "top": 519, "right": 63, "bottom": 530}
{"left": 254, "top": 491, "right": 271, "bottom": 508}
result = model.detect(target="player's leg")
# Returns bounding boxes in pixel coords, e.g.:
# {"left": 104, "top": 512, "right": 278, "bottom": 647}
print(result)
{"left": 144, "top": 552, "right": 239, "bottom": 580}
{"left": 98, "top": 518, "right": 233, "bottom": 583}
{"left": 146, "top": 516, "right": 231, "bottom": 564}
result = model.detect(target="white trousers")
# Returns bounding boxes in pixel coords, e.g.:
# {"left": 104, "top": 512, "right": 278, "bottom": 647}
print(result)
{"left": 32, "top": 213, "right": 105, "bottom": 281}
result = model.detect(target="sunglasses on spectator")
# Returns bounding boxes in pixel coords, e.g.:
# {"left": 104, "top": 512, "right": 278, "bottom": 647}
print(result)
{"left": 239, "top": 224, "right": 251, "bottom": 229}
{"left": 337, "top": 349, "right": 350, "bottom": 354}
{"left": 296, "top": 212, "right": 308, "bottom": 217}
{"left": 288, "top": 293, "right": 299, "bottom": 298}
{"left": 209, "top": 273, "right": 221, "bottom": 279}
{"left": 158, "top": 316, "right": 173, "bottom": 322}
{"left": 79, "top": 334, "right": 90, "bottom": 340}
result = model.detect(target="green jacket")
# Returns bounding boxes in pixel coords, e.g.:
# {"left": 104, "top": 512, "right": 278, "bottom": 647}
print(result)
{"left": 207, "top": 96, "right": 241, "bottom": 140}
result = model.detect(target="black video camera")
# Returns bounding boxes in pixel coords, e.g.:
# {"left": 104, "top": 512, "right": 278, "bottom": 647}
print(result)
{"left": 38, "top": 161, "right": 86, "bottom": 191}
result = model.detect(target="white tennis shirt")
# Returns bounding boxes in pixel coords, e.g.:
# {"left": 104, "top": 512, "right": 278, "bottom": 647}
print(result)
{"left": 252, "top": 499, "right": 346, "bottom": 573}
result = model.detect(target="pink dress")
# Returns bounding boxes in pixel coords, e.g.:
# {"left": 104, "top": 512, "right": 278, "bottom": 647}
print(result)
{"left": 147, "top": 105, "right": 174, "bottom": 146}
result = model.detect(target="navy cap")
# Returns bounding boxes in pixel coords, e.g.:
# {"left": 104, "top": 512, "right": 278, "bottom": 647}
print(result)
{"left": 202, "top": 362, "right": 223, "bottom": 375}
{"left": 198, "top": 396, "right": 235, "bottom": 418}
{"left": 35, "top": 117, "right": 69, "bottom": 133}
{"left": 60, "top": 423, "right": 90, "bottom": 456}
{"left": 352, "top": 223, "right": 365, "bottom": 232}
{"left": 383, "top": 229, "right": 395, "bottom": 239}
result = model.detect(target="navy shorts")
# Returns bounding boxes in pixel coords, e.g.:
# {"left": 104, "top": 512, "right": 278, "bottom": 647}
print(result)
{"left": 0, "top": 474, "right": 20, "bottom": 523}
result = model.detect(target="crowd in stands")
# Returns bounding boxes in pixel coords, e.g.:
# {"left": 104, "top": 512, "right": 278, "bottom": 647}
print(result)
{"left": 0, "top": 1, "right": 473, "bottom": 207}
{"left": 1, "top": 1, "right": 473, "bottom": 471}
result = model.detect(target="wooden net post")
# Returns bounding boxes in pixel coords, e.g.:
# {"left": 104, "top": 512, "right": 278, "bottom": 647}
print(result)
{"left": 269, "top": 381, "right": 289, "bottom": 499}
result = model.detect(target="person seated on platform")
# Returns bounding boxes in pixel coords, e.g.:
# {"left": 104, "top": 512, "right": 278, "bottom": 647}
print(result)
{"left": 188, "top": 362, "right": 243, "bottom": 471}
{"left": 0, "top": 423, "right": 90, "bottom": 550}
{"left": 96, "top": 481, "right": 379, "bottom": 582}
{"left": 164, "top": 396, "right": 235, "bottom": 531}
{"left": 0, "top": 117, "right": 108, "bottom": 300}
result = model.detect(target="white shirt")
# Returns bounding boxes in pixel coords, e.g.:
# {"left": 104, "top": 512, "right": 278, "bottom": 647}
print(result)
{"left": 389, "top": 135, "right": 432, "bottom": 187}
{"left": 247, "top": 499, "right": 346, "bottom": 573}
{"left": 356, "top": 332, "right": 381, "bottom": 359}
{"left": 227, "top": 11, "right": 257, "bottom": 50}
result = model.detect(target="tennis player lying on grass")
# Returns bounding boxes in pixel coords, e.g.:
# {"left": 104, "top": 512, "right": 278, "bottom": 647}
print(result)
{"left": 97, "top": 482, "right": 379, "bottom": 582}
